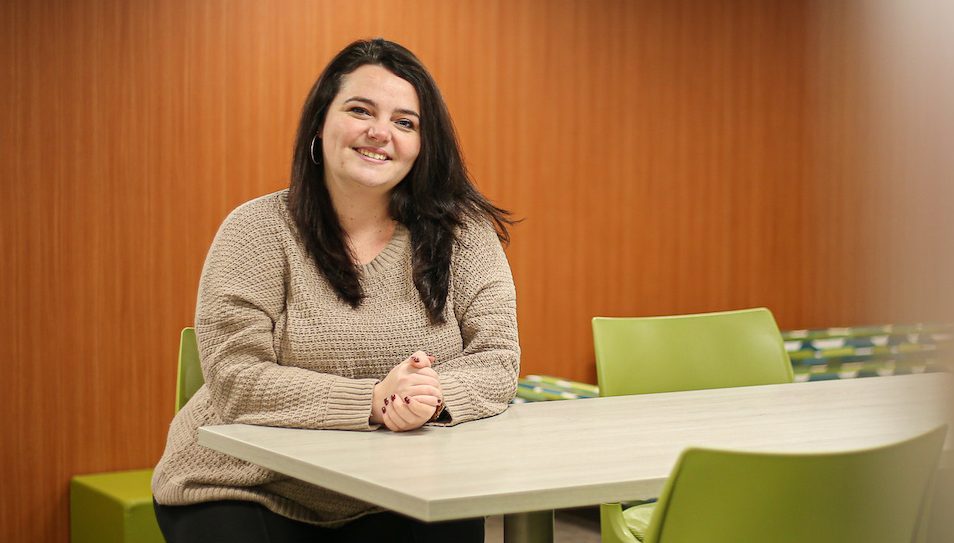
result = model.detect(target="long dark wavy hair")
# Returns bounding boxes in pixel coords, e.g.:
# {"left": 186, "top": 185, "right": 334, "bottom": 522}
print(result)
{"left": 288, "top": 38, "right": 513, "bottom": 324}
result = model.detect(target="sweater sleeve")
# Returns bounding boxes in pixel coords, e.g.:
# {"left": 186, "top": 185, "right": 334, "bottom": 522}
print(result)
{"left": 432, "top": 219, "right": 520, "bottom": 426}
{"left": 194, "top": 197, "right": 377, "bottom": 430}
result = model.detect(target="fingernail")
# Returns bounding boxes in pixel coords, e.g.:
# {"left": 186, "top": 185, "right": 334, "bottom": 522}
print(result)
{"left": 391, "top": 394, "right": 396, "bottom": 402}
{"left": 437, "top": 399, "right": 442, "bottom": 404}
{"left": 412, "top": 356, "right": 420, "bottom": 363}
{"left": 382, "top": 406, "right": 387, "bottom": 414}
{"left": 384, "top": 397, "right": 389, "bottom": 406}
{"left": 404, "top": 396, "right": 410, "bottom": 404}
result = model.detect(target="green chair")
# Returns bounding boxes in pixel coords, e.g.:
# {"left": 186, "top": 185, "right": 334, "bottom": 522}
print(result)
{"left": 593, "top": 307, "right": 793, "bottom": 397}
{"left": 601, "top": 426, "right": 947, "bottom": 543}
{"left": 175, "top": 327, "right": 202, "bottom": 414}
{"left": 593, "top": 308, "right": 794, "bottom": 542}
{"left": 71, "top": 327, "right": 202, "bottom": 543}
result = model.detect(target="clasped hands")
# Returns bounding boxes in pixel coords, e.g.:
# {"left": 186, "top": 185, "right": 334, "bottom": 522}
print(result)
{"left": 370, "top": 350, "right": 443, "bottom": 432}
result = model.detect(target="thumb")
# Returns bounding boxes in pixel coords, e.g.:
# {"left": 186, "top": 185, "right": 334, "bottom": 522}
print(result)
{"left": 409, "top": 351, "right": 432, "bottom": 369}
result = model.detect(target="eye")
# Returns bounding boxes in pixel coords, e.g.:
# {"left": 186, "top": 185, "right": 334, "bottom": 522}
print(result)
{"left": 348, "top": 106, "right": 371, "bottom": 116}
{"left": 395, "top": 118, "right": 416, "bottom": 130}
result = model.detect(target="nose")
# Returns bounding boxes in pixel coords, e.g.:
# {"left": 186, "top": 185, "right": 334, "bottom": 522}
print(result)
{"left": 367, "top": 122, "right": 391, "bottom": 143}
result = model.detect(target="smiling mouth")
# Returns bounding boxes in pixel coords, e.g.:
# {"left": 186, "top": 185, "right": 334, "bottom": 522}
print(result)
{"left": 355, "top": 148, "right": 389, "bottom": 161}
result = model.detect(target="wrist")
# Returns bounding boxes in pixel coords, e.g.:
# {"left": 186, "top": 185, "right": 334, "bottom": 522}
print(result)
{"left": 370, "top": 382, "right": 386, "bottom": 425}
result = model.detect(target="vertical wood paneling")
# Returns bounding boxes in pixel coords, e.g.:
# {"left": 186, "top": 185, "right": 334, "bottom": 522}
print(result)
{"left": 480, "top": 0, "right": 813, "bottom": 383}
{"left": 7, "top": 1, "right": 946, "bottom": 541}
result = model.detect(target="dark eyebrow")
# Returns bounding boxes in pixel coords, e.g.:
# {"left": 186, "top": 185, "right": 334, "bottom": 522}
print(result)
{"left": 343, "top": 96, "right": 420, "bottom": 118}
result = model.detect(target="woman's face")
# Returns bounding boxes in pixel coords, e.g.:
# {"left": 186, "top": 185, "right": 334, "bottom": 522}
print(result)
{"left": 320, "top": 64, "right": 422, "bottom": 198}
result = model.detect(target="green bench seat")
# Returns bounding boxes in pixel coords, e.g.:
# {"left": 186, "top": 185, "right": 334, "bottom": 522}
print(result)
{"left": 70, "top": 469, "right": 163, "bottom": 543}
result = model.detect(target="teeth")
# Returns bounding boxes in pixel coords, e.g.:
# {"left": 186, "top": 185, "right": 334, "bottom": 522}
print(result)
{"left": 357, "top": 148, "right": 387, "bottom": 160}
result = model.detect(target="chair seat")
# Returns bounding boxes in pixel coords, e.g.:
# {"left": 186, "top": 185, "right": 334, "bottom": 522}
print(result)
{"left": 70, "top": 468, "right": 164, "bottom": 543}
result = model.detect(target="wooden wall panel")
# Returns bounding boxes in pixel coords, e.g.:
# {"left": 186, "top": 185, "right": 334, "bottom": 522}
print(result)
{"left": 7, "top": 1, "right": 944, "bottom": 541}
{"left": 483, "top": 1, "right": 812, "bottom": 384}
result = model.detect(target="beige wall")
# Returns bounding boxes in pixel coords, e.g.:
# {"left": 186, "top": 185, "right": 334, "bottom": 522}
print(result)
{"left": 2, "top": 1, "right": 950, "bottom": 540}
{"left": 806, "top": 0, "right": 954, "bottom": 325}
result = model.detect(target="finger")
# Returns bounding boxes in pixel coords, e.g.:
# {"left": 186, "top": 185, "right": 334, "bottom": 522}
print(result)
{"left": 403, "top": 385, "right": 442, "bottom": 399}
{"left": 405, "top": 394, "right": 440, "bottom": 407}
{"left": 387, "top": 399, "right": 416, "bottom": 427}
{"left": 394, "top": 396, "right": 433, "bottom": 428}
{"left": 408, "top": 397, "right": 438, "bottom": 418}
{"left": 381, "top": 405, "right": 400, "bottom": 432}
{"left": 400, "top": 373, "right": 440, "bottom": 388}
{"left": 383, "top": 396, "right": 414, "bottom": 430}
{"left": 409, "top": 366, "right": 439, "bottom": 380}
{"left": 384, "top": 404, "right": 412, "bottom": 432}
{"left": 409, "top": 358, "right": 429, "bottom": 369}
{"left": 400, "top": 373, "right": 439, "bottom": 385}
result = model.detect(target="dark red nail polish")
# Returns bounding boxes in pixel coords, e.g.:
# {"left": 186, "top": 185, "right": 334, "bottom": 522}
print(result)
{"left": 437, "top": 399, "right": 442, "bottom": 404}
{"left": 382, "top": 406, "right": 386, "bottom": 414}
{"left": 404, "top": 396, "right": 410, "bottom": 404}
{"left": 412, "top": 356, "right": 420, "bottom": 363}
{"left": 384, "top": 397, "right": 389, "bottom": 406}
{"left": 391, "top": 394, "right": 396, "bottom": 401}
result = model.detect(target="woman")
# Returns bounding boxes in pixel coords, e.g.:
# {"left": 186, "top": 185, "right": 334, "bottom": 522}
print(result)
{"left": 152, "top": 38, "right": 519, "bottom": 542}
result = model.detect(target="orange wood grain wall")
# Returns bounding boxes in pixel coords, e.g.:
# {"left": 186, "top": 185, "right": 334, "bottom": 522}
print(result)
{"left": 3, "top": 1, "right": 948, "bottom": 541}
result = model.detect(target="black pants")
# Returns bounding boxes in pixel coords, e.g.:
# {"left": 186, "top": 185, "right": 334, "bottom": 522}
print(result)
{"left": 153, "top": 499, "right": 485, "bottom": 543}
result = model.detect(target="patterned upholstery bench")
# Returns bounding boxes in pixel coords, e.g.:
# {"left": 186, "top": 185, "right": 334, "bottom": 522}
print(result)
{"left": 784, "top": 323, "right": 953, "bottom": 382}
{"left": 515, "top": 374, "right": 600, "bottom": 403}
{"left": 515, "top": 323, "right": 953, "bottom": 402}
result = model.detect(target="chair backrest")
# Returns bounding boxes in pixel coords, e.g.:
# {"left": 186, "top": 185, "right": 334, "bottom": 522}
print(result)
{"left": 593, "top": 307, "right": 793, "bottom": 397}
{"left": 175, "top": 327, "right": 203, "bottom": 413}
{"left": 642, "top": 426, "right": 948, "bottom": 543}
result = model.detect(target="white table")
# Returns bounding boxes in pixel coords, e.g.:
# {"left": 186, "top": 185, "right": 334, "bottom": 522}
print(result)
{"left": 199, "top": 373, "right": 952, "bottom": 543}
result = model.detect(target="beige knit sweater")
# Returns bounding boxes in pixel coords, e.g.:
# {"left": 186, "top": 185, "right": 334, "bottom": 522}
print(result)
{"left": 152, "top": 190, "right": 520, "bottom": 526}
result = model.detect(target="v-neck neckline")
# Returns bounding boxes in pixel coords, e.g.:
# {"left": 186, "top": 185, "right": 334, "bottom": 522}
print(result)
{"left": 359, "top": 223, "right": 409, "bottom": 277}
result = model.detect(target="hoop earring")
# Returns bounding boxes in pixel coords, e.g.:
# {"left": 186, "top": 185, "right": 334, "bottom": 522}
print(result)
{"left": 309, "top": 134, "right": 321, "bottom": 165}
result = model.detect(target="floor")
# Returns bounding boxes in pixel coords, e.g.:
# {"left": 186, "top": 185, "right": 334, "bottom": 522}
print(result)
{"left": 485, "top": 507, "right": 602, "bottom": 543}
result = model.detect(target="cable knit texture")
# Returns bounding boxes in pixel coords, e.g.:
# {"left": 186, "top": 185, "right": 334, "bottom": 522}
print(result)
{"left": 152, "top": 189, "right": 520, "bottom": 527}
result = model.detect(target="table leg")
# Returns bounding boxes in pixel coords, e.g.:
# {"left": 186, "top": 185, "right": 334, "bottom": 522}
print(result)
{"left": 503, "top": 510, "right": 554, "bottom": 543}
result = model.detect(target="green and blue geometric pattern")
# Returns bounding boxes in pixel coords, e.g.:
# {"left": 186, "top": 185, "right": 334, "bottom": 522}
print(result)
{"left": 783, "top": 323, "right": 953, "bottom": 382}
